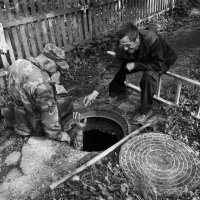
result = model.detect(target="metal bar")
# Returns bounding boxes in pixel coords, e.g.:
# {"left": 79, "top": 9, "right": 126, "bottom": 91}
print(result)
{"left": 167, "top": 72, "right": 200, "bottom": 87}
{"left": 156, "top": 76, "right": 162, "bottom": 98}
{"left": 175, "top": 81, "right": 182, "bottom": 105}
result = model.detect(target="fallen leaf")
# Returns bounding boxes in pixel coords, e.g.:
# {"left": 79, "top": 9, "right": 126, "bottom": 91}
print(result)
{"left": 71, "top": 175, "right": 80, "bottom": 181}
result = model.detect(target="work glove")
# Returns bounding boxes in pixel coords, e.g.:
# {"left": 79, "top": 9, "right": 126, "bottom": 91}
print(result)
{"left": 69, "top": 112, "right": 87, "bottom": 150}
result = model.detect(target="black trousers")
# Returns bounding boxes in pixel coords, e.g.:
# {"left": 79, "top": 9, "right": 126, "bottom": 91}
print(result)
{"left": 109, "top": 67, "right": 159, "bottom": 114}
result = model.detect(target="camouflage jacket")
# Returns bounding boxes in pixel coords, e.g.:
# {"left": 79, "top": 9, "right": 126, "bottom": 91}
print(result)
{"left": 4, "top": 58, "right": 64, "bottom": 139}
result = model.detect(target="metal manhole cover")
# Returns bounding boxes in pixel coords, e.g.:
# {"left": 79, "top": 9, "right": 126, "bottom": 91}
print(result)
{"left": 119, "top": 132, "right": 200, "bottom": 197}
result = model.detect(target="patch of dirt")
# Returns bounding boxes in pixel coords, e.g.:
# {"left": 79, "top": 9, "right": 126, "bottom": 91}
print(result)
{"left": 1, "top": 2, "right": 200, "bottom": 200}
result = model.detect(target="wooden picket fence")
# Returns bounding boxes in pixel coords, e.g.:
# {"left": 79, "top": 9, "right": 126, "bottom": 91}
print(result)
{"left": 0, "top": 0, "right": 178, "bottom": 71}
{"left": 3, "top": 0, "right": 199, "bottom": 120}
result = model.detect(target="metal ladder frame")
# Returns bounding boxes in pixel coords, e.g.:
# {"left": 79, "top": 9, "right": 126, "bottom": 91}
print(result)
{"left": 126, "top": 71, "right": 200, "bottom": 119}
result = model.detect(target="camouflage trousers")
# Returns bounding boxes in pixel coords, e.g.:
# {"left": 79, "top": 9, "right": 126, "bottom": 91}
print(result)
{"left": 4, "top": 95, "right": 73, "bottom": 136}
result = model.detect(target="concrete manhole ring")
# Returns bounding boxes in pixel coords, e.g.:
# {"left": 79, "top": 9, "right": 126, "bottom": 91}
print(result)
{"left": 63, "top": 110, "right": 131, "bottom": 151}
{"left": 64, "top": 110, "right": 130, "bottom": 133}
{"left": 119, "top": 132, "right": 200, "bottom": 197}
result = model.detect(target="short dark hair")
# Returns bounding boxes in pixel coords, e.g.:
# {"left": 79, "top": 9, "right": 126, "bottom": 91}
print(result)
{"left": 117, "top": 22, "right": 139, "bottom": 41}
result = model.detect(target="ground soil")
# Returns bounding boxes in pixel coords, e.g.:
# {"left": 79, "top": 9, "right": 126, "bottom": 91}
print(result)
{"left": 39, "top": 6, "right": 200, "bottom": 199}
{"left": 1, "top": 3, "right": 200, "bottom": 200}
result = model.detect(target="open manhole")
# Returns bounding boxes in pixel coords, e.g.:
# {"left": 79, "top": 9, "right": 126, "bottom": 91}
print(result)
{"left": 63, "top": 110, "right": 129, "bottom": 152}
{"left": 119, "top": 132, "right": 200, "bottom": 197}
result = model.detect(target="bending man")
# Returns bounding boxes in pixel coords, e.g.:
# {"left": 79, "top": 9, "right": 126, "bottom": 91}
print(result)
{"left": 84, "top": 22, "right": 177, "bottom": 124}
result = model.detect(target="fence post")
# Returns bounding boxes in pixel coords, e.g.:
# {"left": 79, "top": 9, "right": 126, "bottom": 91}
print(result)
{"left": 86, "top": 0, "right": 93, "bottom": 40}
{"left": 4, "top": 0, "right": 23, "bottom": 59}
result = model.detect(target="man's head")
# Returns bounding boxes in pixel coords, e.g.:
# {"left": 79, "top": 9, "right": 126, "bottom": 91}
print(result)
{"left": 117, "top": 22, "right": 140, "bottom": 54}
{"left": 34, "top": 54, "right": 57, "bottom": 75}
{"left": 34, "top": 43, "right": 70, "bottom": 75}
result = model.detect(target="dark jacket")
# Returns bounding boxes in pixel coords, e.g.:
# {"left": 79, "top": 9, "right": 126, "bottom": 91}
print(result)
{"left": 95, "top": 29, "right": 177, "bottom": 92}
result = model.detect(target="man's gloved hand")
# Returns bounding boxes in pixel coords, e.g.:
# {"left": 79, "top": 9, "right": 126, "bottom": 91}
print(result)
{"left": 83, "top": 90, "right": 99, "bottom": 107}
{"left": 69, "top": 112, "right": 87, "bottom": 150}
{"left": 73, "top": 112, "right": 87, "bottom": 129}
{"left": 126, "top": 62, "right": 135, "bottom": 72}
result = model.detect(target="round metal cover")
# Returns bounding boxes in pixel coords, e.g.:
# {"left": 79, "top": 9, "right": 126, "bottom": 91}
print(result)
{"left": 119, "top": 132, "right": 200, "bottom": 197}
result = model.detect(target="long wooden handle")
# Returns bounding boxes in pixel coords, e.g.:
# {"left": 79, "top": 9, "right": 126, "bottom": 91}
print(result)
{"left": 50, "top": 122, "right": 152, "bottom": 190}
